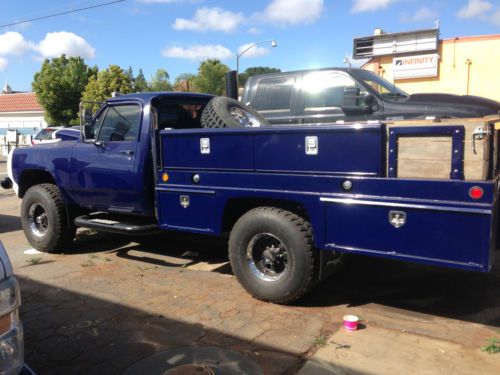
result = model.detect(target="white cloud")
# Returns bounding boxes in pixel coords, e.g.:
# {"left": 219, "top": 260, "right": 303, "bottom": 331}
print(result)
{"left": 402, "top": 6, "right": 438, "bottom": 23}
{"left": 263, "top": 0, "right": 324, "bottom": 25}
{"left": 173, "top": 7, "right": 244, "bottom": 32}
{"left": 351, "top": 0, "right": 398, "bottom": 13}
{"left": 237, "top": 43, "right": 270, "bottom": 58}
{"left": 162, "top": 44, "right": 233, "bottom": 61}
{"left": 0, "top": 57, "right": 7, "bottom": 71}
{"left": 457, "top": 0, "right": 492, "bottom": 18}
{"left": 0, "top": 32, "right": 33, "bottom": 56}
{"left": 36, "top": 32, "right": 95, "bottom": 59}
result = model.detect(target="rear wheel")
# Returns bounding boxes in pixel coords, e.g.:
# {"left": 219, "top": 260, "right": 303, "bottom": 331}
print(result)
{"left": 21, "top": 184, "right": 76, "bottom": 253}
{"left": 228, "top": 207, "right": 318, "bottom": 304}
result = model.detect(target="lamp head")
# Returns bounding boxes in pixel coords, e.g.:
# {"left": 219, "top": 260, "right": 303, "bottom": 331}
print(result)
{"left": 271, "top": 40, "right": 278, "bottom": 48}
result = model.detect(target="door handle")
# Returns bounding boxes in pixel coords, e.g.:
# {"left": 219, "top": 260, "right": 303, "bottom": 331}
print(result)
{"left": 120, "top": 150, "right": 134, "bottom": 156}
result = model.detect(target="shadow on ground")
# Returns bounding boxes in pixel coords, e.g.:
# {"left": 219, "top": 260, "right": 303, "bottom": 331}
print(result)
{"left": 302, "top": 253, "right": 500, "bottom": 328}
{"left": 64, "top": 230, "right": 500, "bottom": 330}
{"left": 71, "top": 230, "right": 231, "bottom": 273}
{"left": 20, "top": 276, "right": 365, "bottom": 375}
{"left": 0, "top": 214, "right": 21, "bottom": 234}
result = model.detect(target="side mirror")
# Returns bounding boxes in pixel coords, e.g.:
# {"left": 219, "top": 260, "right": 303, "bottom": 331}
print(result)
{"left": 342, "top": 88, "right": 375, "bottom": 115}
{"left": 82, "top": 108, "right": 93, "bottom": 125}
{"left": 342, "top": 87, "right": 360, "bottom": 107}
{"left": 83, "top": 124, "right": 94, "bottom": 140}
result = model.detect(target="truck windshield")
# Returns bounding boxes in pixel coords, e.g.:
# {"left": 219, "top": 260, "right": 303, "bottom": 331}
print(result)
{"left": 354, "top": 70, "right": 409, "bottom": 100}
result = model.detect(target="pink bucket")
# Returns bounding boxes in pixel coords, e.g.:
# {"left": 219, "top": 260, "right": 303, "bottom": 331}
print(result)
{"left": 343, "top": 315, "right": 359, "bottom": 330}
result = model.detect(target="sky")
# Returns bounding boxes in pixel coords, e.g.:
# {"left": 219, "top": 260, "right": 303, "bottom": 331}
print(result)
{"left": 0, "top": 0, "right": 499, "bottom": 92}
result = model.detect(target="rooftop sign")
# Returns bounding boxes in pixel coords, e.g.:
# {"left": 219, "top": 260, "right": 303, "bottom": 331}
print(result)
{"left": 353, "top": 28, "right": 439, "bottom": 59}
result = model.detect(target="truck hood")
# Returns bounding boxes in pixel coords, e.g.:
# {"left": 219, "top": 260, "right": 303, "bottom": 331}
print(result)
{"left": 406, "top": 93, "right": 500, "bottom": 117}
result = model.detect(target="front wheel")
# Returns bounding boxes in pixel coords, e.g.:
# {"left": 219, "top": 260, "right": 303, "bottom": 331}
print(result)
{"left": 21, "top": 184, "right": 76, "bottom": 253}
{"left": 228, "top": 207, "right": 318, "bottom": 304}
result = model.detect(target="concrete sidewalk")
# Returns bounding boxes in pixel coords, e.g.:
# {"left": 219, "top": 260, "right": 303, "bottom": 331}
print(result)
{"left": 300, "top": 324, "right": 499, "bottom": 374}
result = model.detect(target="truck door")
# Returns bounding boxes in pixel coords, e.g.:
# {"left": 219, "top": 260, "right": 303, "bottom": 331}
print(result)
{"left": 297, "top": 71, "right": 373, "bottom": 123}
{"left": 70, "top": 103, "right": 143, "bottom": 213}
{"left": 249, "top": 75, "right": 300, "bottom": 125}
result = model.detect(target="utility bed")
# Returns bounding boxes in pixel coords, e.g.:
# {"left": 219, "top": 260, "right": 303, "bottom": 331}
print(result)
{"left": 157, "top": 121, "right": 498, "bottom": 272}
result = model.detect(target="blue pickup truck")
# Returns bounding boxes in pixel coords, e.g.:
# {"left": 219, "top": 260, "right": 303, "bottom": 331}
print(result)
{"left": 2, "top": 92, "right": 499, "bottom": 304}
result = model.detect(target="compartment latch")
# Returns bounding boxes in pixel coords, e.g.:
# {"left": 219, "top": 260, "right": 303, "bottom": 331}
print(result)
{"left": 305, "top": 136, "right": 318, "bottom": 155}
{"left": 472, "top": 126, "right": 488, "bottom": 155}
{"left": 389, "top": 210, "right": 406, "bottom": 228}
{"left": 200, "top": 138, "right": 210, "bottom": 154}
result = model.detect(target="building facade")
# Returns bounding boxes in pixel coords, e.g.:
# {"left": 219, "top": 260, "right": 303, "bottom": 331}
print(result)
{"left": 360, "top": 33, "right": 500, "bottom": 102}
{"left": 0, "top": 85, "right": 46, "bottom": 154}
{"left": 0, "top": 86, "right": 46, "bottom": 130}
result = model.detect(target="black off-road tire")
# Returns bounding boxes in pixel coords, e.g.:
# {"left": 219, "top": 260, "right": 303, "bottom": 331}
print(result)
{"left": 200, "top": 96, "right": 269, "bottom": 128}
{"left": 228, "top": 207, "right": 318, "bottom": 304}
{"left": 21, "top": 184, "right": 76, "bottom": 253}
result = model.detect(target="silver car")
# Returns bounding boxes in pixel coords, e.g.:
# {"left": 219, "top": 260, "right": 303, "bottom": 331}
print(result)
{"left": 0, "top": 241, "right": 33, "bottom": 375}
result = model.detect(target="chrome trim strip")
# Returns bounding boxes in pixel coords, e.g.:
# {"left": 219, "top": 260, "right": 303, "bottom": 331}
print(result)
{"left": 156, "top": 187, "right": 215, "bottom": 195}
{"left": 324, "top": 243, "right": 484, "bottom": 269}
{"left": 319, "top": 197, "right": 491, "bottom": 214}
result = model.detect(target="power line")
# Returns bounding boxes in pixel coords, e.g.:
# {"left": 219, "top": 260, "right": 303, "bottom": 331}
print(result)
{"left": 0, "top": 0, "right": 126, "bottom": 29}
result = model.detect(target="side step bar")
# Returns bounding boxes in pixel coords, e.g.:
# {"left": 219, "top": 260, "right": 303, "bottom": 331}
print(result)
{"left": 75, "top": 213, "right": 159, "bottom": 235}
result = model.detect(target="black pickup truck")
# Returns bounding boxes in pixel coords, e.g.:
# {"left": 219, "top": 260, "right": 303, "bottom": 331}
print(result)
{"left": 241, "top": 68, "right": 500, "bottom": 124}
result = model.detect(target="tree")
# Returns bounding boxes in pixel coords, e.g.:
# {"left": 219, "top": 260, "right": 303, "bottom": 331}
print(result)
{"left": 134, "top": 68, "right": 148, "bottom": 92}
{"left": 194, "top": 59, "right": 229, "bottom": 95}
{"left": 126, "top": 66, "right": 134, "bottom": 83}
{"left": 173, "top": 73, "right": 197, "bottom": 92}
{"left": 81, "top": 65, "right": 133, "bottom": 107}
{"left": 149, "top": 69, "right": 172, "bottom": 92}
{"left": 238, "top": 66, "right": 281, "bottom": 87}
{"left": 32, "top": 55, "right": 89, "bottom": 125}
{"left": 88, "top": 65, "right": 99, "bottom": 80}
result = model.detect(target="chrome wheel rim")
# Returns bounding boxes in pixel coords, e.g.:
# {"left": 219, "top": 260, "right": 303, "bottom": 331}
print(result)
{"left": 229, "top": 107, "right": 263, "bottom": 127}
{"left": 28, "top": 203, "right": 48, "bottom": 237}
{"left": 246, "top": 233, "right": 288, "bottom": 281}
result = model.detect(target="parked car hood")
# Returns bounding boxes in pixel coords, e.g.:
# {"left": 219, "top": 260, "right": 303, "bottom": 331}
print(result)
{"left": 406, "top": 93, "right": 500, "bottom": 117}
{"left": 56, "top": 127, "right": 80, "bottom": 141}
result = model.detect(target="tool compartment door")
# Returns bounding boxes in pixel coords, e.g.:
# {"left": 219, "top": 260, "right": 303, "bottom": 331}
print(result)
{"left": 157, "top": 190, "right": 215, "bottom": 233}
{"left": 322, "top": 196, "right": 494, "bottom": 271}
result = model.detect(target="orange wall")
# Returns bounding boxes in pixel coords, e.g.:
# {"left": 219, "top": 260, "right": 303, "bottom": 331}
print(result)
{"left": 363, "top": 35, "right": 500, "bottom": 102}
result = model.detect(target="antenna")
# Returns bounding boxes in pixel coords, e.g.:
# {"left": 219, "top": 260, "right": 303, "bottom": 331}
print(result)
{"left": 343, "top": 53, "right": 352, "bottom": 69}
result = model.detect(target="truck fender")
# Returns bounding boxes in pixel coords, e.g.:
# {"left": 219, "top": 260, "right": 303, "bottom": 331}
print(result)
{"left": 7, "top": 149, "right": 18, "bottom": 195}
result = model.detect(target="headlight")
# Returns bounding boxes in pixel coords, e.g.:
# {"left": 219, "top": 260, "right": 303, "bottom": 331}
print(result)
{"left": 0, "top": 276, "right": 23, "bottom": 375}
{"left": 0, "top": 277, "right": 20, "bottom": 318}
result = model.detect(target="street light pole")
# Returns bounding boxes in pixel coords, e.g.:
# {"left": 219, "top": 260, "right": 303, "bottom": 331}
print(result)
{"left": 236, "top": 40, "right": 277, "bottom": 83}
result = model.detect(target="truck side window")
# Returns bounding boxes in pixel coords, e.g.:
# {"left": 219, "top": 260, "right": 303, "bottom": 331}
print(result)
{"left": 253, "top": 77, "right": 295, "bottom": 111}
{"left": 302, "top": 72, "right": 367, "bottom": 110}
{"left": 97, "top": 105, "right": 141, "bottom": 142}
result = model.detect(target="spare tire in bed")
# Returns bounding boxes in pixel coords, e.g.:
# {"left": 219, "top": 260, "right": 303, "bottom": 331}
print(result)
{"left": 201, "top": 96, "right": 269, "bottom": 128}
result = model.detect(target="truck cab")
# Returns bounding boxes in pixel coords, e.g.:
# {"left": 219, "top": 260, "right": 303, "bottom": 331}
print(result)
{"left": 241, "top": 68, "right": 500, "bottom": 124}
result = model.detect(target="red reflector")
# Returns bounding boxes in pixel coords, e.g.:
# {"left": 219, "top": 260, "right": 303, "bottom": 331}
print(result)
{"left": 469, "top": 186, "right": 483, "bottom": 200}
